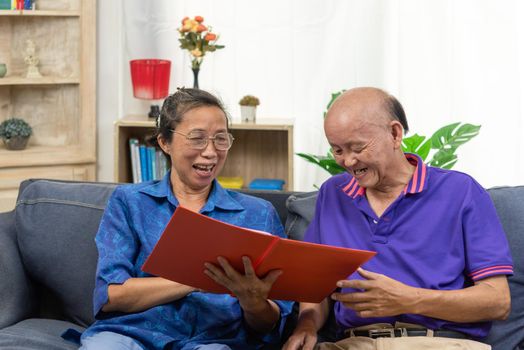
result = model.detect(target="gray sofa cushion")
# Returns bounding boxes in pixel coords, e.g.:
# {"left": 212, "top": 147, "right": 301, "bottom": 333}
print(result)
{"left": 285, "top": 191, "right": 318, "bottom": 240}
{"left": 15, "top": 180, "right": 117, "bottom": 327}
{"left": 0, "top": 319, "right": 84, "bottom": 350}
{"left": 485, "top": 186, "right": 524, "bottom": 350}
{"left": 0, "top": 211, "right": 37, "bottom": 329}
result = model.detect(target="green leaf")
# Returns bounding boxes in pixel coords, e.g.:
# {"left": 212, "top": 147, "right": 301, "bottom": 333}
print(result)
{"left": 323, "top": 90, "right": 345, "bottom": 119}
{"left": 401, "top": 134, "right": 431, "bottom": 161}
{"left": 402, "top": 134, "right": 425, "bottom": 152}
{"left": 429, "top": 149, "right": 458, "bottom": 169}
{"left": 296, "top": 152, "right": 321, "bottom": 165}
{"left": 427, "top": 122, "right": 480, "bottom": 169}
{"left": 296, "top": 153, "right": 345, "bottom": 175}
{"left": 430, "top": 122, "right": 480, "bottom": 150}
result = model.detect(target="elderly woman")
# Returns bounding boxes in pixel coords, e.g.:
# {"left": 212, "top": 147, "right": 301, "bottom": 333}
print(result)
{"left": 79, "top": 88, "right": 293, "bottom": 350}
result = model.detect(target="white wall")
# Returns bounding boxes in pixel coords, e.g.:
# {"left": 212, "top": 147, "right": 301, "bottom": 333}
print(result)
{"left": 96, "top": 0, "right": 123, "bottom": 182}
{"left": 96, "top": 0, "right": 524, "bottom": 189}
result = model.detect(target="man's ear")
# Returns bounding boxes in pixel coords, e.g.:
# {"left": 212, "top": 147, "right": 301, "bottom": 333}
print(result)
{"left": 390, "top": 120, "right": 404, "bottom": 149}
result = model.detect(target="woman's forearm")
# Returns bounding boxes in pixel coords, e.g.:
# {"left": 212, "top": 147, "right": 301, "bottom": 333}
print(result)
{"left": 102, "top": 277, "right": 197, "bottom": 313}
{"left": 241, "top": 299, "right": 281, "bottom": 334}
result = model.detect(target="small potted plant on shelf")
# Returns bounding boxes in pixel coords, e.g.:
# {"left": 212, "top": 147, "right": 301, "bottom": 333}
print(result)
{"left": 239, "top": 95, "right": 260, "bottom": 123}
{"left": 0, "top": 118, "right": 33, "bottom": 151}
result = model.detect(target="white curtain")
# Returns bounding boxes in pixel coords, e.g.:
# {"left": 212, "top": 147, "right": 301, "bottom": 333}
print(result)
{"left": 116, "top": 0, "right": 524, "bottom": 190}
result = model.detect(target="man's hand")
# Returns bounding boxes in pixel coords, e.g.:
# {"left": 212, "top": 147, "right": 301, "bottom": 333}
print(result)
{"left": 282, "top": 325, "right": 317, "bottom": 350}
{"left": 331, "top": 268, "right": 418, "bottom": 318}
{"left": 284, "top": 300, "right": 330, "bottom": 350}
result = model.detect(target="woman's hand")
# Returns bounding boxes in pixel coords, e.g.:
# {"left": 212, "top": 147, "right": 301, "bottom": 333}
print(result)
{"left": 204, "top": 256, "right": 282, "bottom": 333}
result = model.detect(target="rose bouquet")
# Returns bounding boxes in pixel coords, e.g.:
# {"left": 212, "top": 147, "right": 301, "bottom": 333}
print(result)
{"left": 178, "top": 16, "right": 225, "bottom": 70}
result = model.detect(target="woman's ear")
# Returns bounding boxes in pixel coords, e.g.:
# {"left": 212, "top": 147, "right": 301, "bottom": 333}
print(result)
{"left": 157, "top": 134, "right": 170, "bottom": 155}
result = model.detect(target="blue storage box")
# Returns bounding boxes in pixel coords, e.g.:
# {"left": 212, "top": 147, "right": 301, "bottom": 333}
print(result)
{"left": 248, "top": 178, "right": 285, "bottom": 191}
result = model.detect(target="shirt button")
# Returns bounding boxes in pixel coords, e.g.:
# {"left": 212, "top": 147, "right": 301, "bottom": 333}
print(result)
{"left": 373, "top": 219, "right": 378, "bottom": 224}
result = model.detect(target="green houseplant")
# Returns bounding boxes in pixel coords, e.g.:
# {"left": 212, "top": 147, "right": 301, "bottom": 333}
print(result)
{"left": 0, "top": 117, "right": 33, "bottom": 150}
{"left": 297, "top": 91, "right": 481, "bottom": 175}
{"left": 239, "top": 95, "right": 260, "bottom": 123}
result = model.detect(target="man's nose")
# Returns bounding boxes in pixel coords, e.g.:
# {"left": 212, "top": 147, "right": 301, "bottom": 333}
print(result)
{"left": 343, "top": 153, "right": 357, "bottom": 168}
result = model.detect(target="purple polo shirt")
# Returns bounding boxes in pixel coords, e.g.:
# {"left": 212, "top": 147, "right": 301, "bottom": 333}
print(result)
{"left": 304, "top": 153, "right": 513, "bottom": 339}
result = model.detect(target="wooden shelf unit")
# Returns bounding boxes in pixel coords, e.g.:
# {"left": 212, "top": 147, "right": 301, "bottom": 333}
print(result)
{"left": 115, "top": 115, "right": 294, "bottom": 190}
{"left": 0, "top": 9, "right": 80, "bottom": 16}
{"left": 0, "top": 0, "right": 96, "bottom": 213}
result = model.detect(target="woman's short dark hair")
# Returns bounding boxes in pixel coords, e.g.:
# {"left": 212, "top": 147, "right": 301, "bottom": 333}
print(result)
{"left": 148, "top": 88, "right": 230, "bottom": 150}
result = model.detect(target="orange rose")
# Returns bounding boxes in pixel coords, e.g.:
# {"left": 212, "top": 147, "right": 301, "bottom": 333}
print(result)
{"left": 190, "top": 48, "right": 203, "bottom": 57}
{"left": 195, "top": 16, "right": 204, "bottom": 23}
{"left": 196, "top": 24, "right": 207, "bottom": 33}
{"left": 181, "top": 16, "right": 189, "bottom": 25}
{"left": 204, "top": 33, "right": 217, "bottom": 41}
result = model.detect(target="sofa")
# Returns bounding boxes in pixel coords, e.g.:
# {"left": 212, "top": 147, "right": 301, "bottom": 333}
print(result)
{"left": 0, "top": 179, "right": 523, "bottom": 349}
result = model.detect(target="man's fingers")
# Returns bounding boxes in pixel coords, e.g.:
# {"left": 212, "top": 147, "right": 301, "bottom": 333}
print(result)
{"left": 303, "top": 334, "right": 317, "bottom": 350}
{"left": 336, "top": 278, "right": 371, "bottom": 290}
{"left": 357, "top": 267, "right": 379, "bottom": 279}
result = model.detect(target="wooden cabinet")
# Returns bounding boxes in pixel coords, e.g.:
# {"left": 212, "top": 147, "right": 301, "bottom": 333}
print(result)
{"left": 115, "top": 115, "right": 294, "bottom": 190}
{"left": 0, "top": 0, "right": 96, "bottom": 212}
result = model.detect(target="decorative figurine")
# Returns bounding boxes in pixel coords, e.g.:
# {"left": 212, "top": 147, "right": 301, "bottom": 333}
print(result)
{"left": 24, "top": 40, "right": 42, "bottom": 78}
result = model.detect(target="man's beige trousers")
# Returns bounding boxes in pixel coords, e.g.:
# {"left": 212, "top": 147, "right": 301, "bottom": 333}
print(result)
{"left": 316, "top": 336, "right": 490, "bottom": 350}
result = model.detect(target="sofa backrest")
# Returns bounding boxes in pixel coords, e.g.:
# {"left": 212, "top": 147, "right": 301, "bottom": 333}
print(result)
{"left": 15, "top": 179, "right": 117, "bottom": 327}
{"left": 484, "top": 186, "right": 524, "bottom": 350}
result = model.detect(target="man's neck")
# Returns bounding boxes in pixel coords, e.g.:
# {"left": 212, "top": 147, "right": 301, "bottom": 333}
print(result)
{"left": 366, "top": 155, "right": 416, "bottom": 217}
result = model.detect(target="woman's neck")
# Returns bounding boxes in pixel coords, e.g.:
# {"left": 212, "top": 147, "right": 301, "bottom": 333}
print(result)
{"left": 170, "top": 175, "right": 212, "bottom": 213}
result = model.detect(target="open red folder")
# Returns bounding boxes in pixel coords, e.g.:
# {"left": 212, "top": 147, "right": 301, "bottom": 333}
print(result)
{"left": 142, "top": 206, "right": 376, "bottom": 303}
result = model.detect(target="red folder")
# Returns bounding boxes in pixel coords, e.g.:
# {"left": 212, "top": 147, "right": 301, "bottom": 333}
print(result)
{"left": 142, "top": 206, "right": 376, "bottom": 303}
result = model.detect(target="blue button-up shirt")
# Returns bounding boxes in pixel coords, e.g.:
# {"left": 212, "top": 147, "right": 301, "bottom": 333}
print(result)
{"left": 305, "top": 154, "right": 513, "bottom": 339}
{"left": 81, "top": 173, "right": 293, "bottom": 349}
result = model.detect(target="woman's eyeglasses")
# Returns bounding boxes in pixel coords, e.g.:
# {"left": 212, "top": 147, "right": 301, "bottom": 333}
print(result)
{"left": 170, "top": 129, "right": 234, "bottom": 151}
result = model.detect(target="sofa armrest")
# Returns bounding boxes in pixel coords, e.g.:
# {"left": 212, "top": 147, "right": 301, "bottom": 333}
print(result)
{"left": 0, "top": 210, "right": 36, "bottom": 329}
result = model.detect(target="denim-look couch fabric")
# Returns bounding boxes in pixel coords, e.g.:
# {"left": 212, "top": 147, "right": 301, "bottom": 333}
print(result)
{"left": 0, "top": 179, "right": 523, "bottom": 349}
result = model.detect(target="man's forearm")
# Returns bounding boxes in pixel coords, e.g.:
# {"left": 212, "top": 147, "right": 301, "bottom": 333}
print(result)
{"left": 412, "top": 275, "right": 510, "bottom": 322}
{"left": 296, "top": 299, "right": 331, "bottom": 332}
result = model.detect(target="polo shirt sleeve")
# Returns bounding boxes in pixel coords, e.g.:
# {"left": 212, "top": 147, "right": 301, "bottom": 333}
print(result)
{"left": 463, "top": 183, "right": 514, "bottom": 282}
{"left": 92, "top": 187, "right": 139, "bottom": 317}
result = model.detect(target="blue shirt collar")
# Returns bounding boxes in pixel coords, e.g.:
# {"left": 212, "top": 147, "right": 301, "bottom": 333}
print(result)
{"left": 138, "top": 172, "right": 244, "bottom": 213}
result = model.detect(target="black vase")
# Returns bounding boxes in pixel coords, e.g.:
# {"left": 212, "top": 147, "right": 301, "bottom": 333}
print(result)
{"left": 192, "top": 67, "right": 200, "bottom": 89}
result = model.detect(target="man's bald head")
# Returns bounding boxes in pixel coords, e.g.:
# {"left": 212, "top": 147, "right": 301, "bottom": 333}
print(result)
{"left": 326, "top": 87, "right": 408, "bottom": 133}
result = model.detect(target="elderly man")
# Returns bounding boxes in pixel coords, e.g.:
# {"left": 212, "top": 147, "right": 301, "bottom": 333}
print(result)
{"left": 284, "top": 87, "right": 513, "bottom": 350}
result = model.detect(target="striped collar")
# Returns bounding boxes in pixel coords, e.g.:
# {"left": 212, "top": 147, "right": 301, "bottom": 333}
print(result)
{"left": 341, "top": 153, "right": 428, "bottom": 199}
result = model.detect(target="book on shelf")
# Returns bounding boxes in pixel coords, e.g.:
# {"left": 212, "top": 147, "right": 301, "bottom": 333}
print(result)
{"left": 142, "top": 206, "right": 376, "bottom": 303}
{"left": 129, "top": 138, "right": 168, "bottom": 183}
{"left": 129, "top": 138, "right": 140, "bottom": 183}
